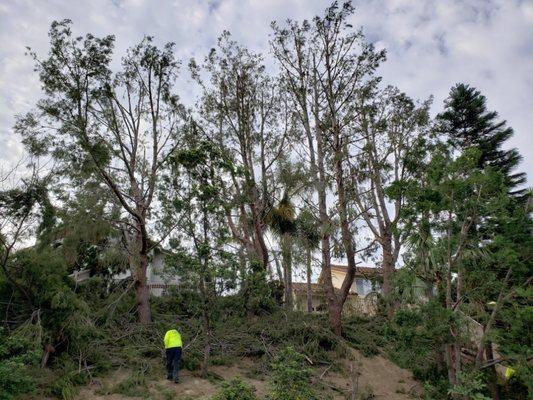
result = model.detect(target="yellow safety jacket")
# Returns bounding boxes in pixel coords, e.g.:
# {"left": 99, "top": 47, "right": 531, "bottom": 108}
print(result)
{"left": 164, "top": 329, "right": 182, "bottom": 349}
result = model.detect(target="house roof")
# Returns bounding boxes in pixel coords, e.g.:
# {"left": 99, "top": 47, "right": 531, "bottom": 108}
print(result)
{"left": 330, "top": 264, "right": 383, "bottom": 278}
{"left": 291, "top": 282, "right": 358, "bottom": 296}
{"left": 316, "top": 265, "right": 382, "bottom": 284}
{"left": 292, "top": 282, "right": 324, "bottom": 293}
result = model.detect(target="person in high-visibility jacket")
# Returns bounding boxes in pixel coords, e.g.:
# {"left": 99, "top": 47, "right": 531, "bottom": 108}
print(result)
{"left": 164, "top": 329, "right": 182, "bottom": 383}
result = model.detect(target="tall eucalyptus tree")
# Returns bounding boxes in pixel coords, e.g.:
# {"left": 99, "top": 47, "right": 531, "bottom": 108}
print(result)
{"left": 190, "top": 32, "right": 291, "bottom": 273}
{"left": 350, "top": 86, "right": 431, "bottom": 314}
{"left": 272, "top": 1, "right": 385, "bottom": 334}
{"left": 16, "top": 20, "right": 184, "bottom": 323}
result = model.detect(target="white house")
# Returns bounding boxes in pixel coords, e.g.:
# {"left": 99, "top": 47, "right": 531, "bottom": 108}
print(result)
{"left": 69, "top": 246, "right": 178, "bottom": 296}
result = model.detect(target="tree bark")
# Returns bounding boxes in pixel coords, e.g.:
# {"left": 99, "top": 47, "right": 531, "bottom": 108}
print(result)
{"left": 485, "top": 342, "right": 500, "bottom": 400}
{"left": 445, "top": 208, "right": 457, "bottom": 387}
{"left": 130, "top": 217, "right": 152, "bottom": 325}
{"left": 306, "top": 247, "right": 313, "bottom": 313}
{"left": 250, "top": 194, "right": 269, "bottom": 270}
{"left": 329, "top": 301, "right": 343, "bottom": 336}
{"left": 331, "top": 134, "right": 358, "bottom": 333}
{"left": 475, "top": 266, "right": 512, "bottom": 367}
{"left": 135, "top": 249, "right": 152, "bottom": 325}
{"left": 282, "top": 232, "right": 293, "bottom": 310}
{"left": 316, "top": 128, "right": 338, "bottom": 333}
{"left": 382, "top": 237, "right": 396, "bottom": 317}
{"left": 272, "top": 250, "right": 284, "bottom": 283}
{"left": 445, "top": 342, "right": 457, "bottom": 388}
{"left": 199, "top": 272, "right": 211, "bottom": 377}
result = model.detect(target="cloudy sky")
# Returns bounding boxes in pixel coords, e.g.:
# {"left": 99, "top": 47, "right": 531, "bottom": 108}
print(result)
{"left": 1, "top": 0, "right": 532, "bottom": 183}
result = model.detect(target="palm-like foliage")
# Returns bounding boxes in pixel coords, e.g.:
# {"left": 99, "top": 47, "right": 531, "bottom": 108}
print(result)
{"left": 266, "top": 193, "right": 296, "bottom": 309}
{"left": 267, "top": 193, "right": 296, "bottom": 237}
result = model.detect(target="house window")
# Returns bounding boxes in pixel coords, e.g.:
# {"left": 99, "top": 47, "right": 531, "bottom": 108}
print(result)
{"left": 355, "top": 278, "right": 373, "bottom": 296}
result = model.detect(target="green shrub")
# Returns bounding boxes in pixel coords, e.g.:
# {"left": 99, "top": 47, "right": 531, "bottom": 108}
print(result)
{"left": 245, "top": 267, "right": 277, "bottom": 315}
{"left": 386, "top": 301, "right": 450, "bottom": 383}
{"left": 268, "top": 346, "right": 319, "bottom": 400}
{"left": 0, "top": 324, "right": 42, "bottom": 400}
{"left": 49, "top": 373, "right": 81, "bottom": 400}
{"left": 343, "top": 316, "right": 385, "bottom": 356}
{"left": 211, "top": 377, "right": 258, "bottom": 400}
{"left": 246, "top": 312, "right": 343, "bottom": 364}
{"left": 111, "top": 366, "right": 150, "bottom": 398}
{"left": 182, "top": 349, "right": 202, "bottom": 371}
{"left": 448, "top": 372, "right": 491, "bottom": 400}
{"left": 47, "top": 355, "right": 94, "bottom": 399}
{"left": 0, "top": 358, "right": 36, "bottom": 400}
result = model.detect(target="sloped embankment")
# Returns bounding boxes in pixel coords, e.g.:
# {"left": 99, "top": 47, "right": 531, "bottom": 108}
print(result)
{"left": 77, "top": 349, "right": 420, "bottom": 400}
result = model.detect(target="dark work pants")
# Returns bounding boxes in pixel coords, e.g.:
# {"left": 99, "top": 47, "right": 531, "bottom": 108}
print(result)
{"left": 165, "top": 347, "right": 182, "bottom": 381}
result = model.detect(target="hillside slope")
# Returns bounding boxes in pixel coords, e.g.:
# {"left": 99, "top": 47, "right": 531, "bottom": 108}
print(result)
{"left": 77, "top": 349, "right": 421, "bottom": 400}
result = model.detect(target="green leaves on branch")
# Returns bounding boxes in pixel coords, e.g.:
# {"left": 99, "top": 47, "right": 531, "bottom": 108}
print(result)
{"left": 269, "top": 347, "right": 320, "bottom": 400}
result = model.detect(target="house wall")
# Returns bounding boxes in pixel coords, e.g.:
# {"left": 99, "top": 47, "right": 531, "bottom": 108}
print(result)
{"left": 331, "top": 268, "right": 382, "bottom": 297}
{"left": 147, "top": 250, "right": 179, "bottom": 296}
{"left": 108, "top": 249, "right": 179, "bottom": 297}
{"left": 69, "top": 249, "right": 179, "bottom": 297}
{"left": 308, "top": 267, "right": 382, "bottom": 317}
{"left": 344, "top": 294, "right": 379, "bottom": 316}
{"left": 293, "top": 292, "right": 327, "bottom": 313}
{"left": 292, "top": 290, "right": 378, "bottom": 317}
{"left": 331, "top": 269, "right": 357, "bottom": 293}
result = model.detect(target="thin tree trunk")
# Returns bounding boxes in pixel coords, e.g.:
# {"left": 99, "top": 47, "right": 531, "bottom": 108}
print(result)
{"left": 475, "top": 266, "right": 512, "bottom": 367}
{"left": 199, "top": 272, "right": 211, "bottom": 377}
{"left": 332, "top": 135, "right": 358, "bottom": 333}
{"left": 41, "top": 343, "right": 55, "bottom": 368}
{"left": 273, "top": 251, "right": 283, "bottom": 283}
{"left": 282, "top": 233, "right": 293, "bottom": 310}
{"left": 237, "top": 245, "right": 251, "bottom": 317}
{"left": 250, "top": 195, "right": 269, "bottom": 269}
{"left": 485, "top": 342, "right": 500, "bottom": 400}
{"left": 454, "top": 337, "right": 461, "bottom": 387}
{"left": 199, "top": 203, "right": 212, "bottom": 377}
{"left": 306, "top": 247, "right": 313, "bottom": 313}
{"left": 382, "top": 238, "right": 395, "bottom": 317}
{"left": 454, "top": 264, "right": 462, "bottom": 386}
{"left": 445, "top": 208, "right": 457, "bottom": 387}
{"left": 445, "top": 343, "right": 457, "bottom": 387}
{"left": 317, "top": 137, "right": 338, "bottom": 333}
{"left": 311, "top": 58, "right": 339, "bottom": 335}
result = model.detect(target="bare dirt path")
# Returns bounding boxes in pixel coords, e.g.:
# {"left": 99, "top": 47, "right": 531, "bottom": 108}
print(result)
{"left": 323, "top": 349, "right": 422, "bottom": 399}
{"left": 77, "top": 351, "right": 421, "bottom": 399}
{"left": 77, "top": 361, "right": 268, "bottom": 400}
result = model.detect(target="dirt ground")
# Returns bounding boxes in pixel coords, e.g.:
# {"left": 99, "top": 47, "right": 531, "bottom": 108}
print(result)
{"left": 329, "top": 349, "right": 424, "bottom": 399}
{"left": 77, "top": 360, "right": 269, "bottom": 400}
{"left": 77, "top": 350, "right": 422, "bottom": 400}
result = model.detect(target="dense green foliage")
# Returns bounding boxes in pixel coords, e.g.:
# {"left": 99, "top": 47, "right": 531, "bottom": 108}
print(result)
{"left": 437, "top": 83, "right": 526, "bottom": 198}
{"left": 0, "top": 325, "right": 42, "bottom": 399}
{"left": 1, "top": 2, "right": 530, "bottom": 399}
{"left": 212, "top": 378, "right": 258, "bottom": 400}
{"left": 268, "top": 347, "right": 320, "bottom": 400}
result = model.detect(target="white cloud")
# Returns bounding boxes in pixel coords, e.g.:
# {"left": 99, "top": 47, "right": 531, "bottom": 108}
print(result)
{"left": 0, "top": 0, "right": 531, "bottom": 182}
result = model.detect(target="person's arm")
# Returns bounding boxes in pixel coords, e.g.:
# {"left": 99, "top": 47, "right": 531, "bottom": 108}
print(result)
{"left": 163, "top": 331, "right": 169, "bottom": 349}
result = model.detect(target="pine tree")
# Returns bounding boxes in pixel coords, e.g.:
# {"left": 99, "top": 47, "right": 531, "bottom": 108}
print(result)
{"left": 437, "top": 83, "right": 527, "bottom": 198}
